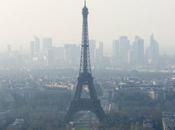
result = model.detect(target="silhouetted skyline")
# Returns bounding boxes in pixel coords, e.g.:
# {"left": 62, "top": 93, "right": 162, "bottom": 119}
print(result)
{"left": 0, "top": 0, "right": 174, "bottom": 54}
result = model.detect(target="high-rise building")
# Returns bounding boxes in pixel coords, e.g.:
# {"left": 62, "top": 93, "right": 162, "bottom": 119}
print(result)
{"left": 89, "top": 40, "right": 96, "bottom": 68}
{"left": 119, "top": 36, "right": 130, "bottom": 64}
{"left": 30, "top": 36, "right": 40, "bottom": 59}
{"left": 112, "top": 40, "right": 120, "bottom": 65}
{"left": 47, "top": 47, "right": 65, "bottom": 67}
{"left": 64, "top": 44, "right": 80, "bottom": 68}
{"left": 95, "top": 42, "right": 104, "bottom": 69}
{"left": 42, "top": 38, "right": 53, "bottom": 52}
{"left": 130, "top": 36, "right": 145, "bottom": 65}
{"left": 146, "top": 34, "right": 159, "bottom": 64}
{"left": 96, "top": 42, "right": 104, "bottom": 59}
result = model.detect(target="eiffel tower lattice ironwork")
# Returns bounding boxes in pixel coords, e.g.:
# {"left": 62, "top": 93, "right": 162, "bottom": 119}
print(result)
{"left": 64, "top": 1, "right": 107, "bottom": 123}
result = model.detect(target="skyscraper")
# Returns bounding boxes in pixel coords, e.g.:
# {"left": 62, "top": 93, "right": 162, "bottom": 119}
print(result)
{"left": 96, "top": 42, "right": 104, "bottom": 61}
{"left": 64, "top": 44, "right": 80, "bottom": 68}
{"left": 119, "top": 36, "right": 130, "bottom": 64}
{"left": 47, "top": 47, "right": 65, "bottom": 67}
{"left": 112, "top": 40, "right": 120, "bottom": 66}
{"left": 95, "top": 42, "right": 104, "bottom": 69}
{"left": 42, "top": 38, "right": 53, "bottom": 52}
{"left": 146, "top": 34, "right": 159, "bottom": 64}
{"left": 30, "top": 36, "right": 40, "bottom": 59}
{"left": 89, "top": 40, "right": 96, "bottom": 69}
{"left": 130, "top": 36, "right": 145, "bottom": 65}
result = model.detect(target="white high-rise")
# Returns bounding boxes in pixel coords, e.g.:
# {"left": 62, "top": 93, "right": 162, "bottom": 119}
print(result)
{"left": 130, "top": 36, "right": 145, "bottom": 65}
{"left": 146, "top": 34, "right": 159, "bottom": 64}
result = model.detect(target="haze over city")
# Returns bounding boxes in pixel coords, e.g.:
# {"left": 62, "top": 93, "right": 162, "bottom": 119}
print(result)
{"left": 0, "top": 0, "right": 175, "bottom": 54}
{"left": 0, "top": 0, "right": 175, "bottom": 130}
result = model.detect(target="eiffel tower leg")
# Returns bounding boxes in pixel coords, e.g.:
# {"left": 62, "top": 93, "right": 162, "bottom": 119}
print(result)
{"left": 74, "top": 82, "right": 82, "bottom": 100}
{"left": 91, "top": 100, "right": 107, "bottom": 123}
{"left": 64, "top": 102, "right": 77, "bottom": 123}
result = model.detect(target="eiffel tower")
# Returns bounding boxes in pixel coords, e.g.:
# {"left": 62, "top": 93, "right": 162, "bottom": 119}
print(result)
{"left": 64, "top": 1, "right": 107, "bottom": 123}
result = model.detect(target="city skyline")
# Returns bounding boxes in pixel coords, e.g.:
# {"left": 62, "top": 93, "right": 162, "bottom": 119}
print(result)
{"left": 0, "top": 0, "right": 174, "bottom": 54}
{"left": 0, "top": 1, "right": 175, "bottom": 129}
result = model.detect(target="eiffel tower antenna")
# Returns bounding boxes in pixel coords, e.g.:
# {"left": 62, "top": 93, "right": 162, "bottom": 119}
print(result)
{"left": 84, "top": 0, "right": 86, "bottom": 7}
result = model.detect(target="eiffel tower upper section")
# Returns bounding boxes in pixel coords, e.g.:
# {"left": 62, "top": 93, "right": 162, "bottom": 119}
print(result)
{"left": 79, "top": 0, "right": 91, "bottom": 75}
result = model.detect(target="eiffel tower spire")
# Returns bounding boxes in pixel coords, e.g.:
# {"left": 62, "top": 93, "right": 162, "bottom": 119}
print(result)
{"left": 84, "top": 0, "right": 86, "bottom": 7}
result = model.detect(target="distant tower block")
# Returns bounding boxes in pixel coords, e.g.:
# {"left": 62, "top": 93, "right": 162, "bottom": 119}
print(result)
{"left": 64, "top": 1, "right": 107, "bottom": 124}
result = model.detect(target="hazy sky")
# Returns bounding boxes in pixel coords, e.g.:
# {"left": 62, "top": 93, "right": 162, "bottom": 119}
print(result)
{"left": 0, "top": 0, "right": 175, "bottom": 54}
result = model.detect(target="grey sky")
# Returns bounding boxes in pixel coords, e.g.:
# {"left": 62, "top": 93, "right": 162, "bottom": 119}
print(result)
{"left": 0, "top": 0, "right": 175, "bottom": 54}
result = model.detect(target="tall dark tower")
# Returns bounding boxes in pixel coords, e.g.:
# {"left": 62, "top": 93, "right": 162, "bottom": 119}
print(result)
{"left": 64, "top": 1, "right": 107, "bottom": 123}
